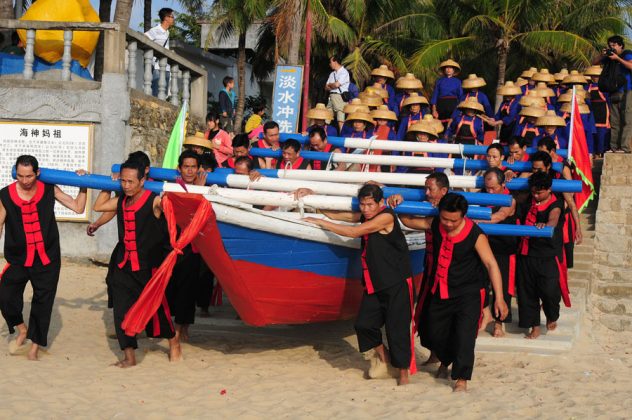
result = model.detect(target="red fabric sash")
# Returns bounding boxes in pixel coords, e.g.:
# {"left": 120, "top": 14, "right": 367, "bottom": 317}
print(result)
{"left": 281, "top": 157, "right": 305, "bottom": 170}
{"left": 519, "top": 195, "right": 556, "bottom": 255}
{"left": 508, "top": 254, "right": 516, "bottom": 296}
{"left": 117, "top": 190, "right": 152, "bottom": 272}
{"left": 9, "top": 181, "right": 49, "bottom": 267}
{"left": 476, "top": 288, "right": 486, "bottom": 334}
{"left": 360, "top": 234, "right": 375, "bottom": 294}
{"left": 413, "top": 230, "right": 433, "bottom": 328}
{"left": 405, "top": 277, "right": 417, "bottom": 375}
{"left": 556, "top": 255, "right": 571, "bottom": 308}
{"left": 122, "top": 194, "right": 213, "bottom": 336}
{"left": 432, "top": 218, "right": 474, "bottom": 299}
{"left": 0, "top": 263, "right": 10, "bottom": 283}
{"left": 211, "top": 282, "right": 223, "bottom": 306}
{"left": 311, "top": 143, "right": 333, "bottom": 170}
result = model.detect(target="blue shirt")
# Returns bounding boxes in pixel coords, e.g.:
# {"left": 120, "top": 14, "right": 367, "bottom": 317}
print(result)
{"left": 495, "top": 98, "right": 520, "bottom": 126}
{"left": 452, "top": 90, "right": 493, "bottom": 118}
{"left": 533, "top": 129, "right": 567, "bottom": 149}
{"left": 396, "top": 112, "right": 424, "bottom": 140}
{"left": 430, "top": 77, "right": 463, "bottom": 105}
{"left": 445, "top": 115, "right": 484, "bottom": 142}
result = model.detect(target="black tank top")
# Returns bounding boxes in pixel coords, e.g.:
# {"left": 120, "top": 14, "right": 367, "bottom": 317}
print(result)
{"left": 518, "top": 193, "right": 565, "bottom": 258}
{"left": 360, "top": 207, "right": 412, "bottom": 293}
{"left": 116, "top": 190, "right": 166, "bottom": 272}
{"left": 486, "top": 189, "right": 518, "bottom": 255}
{"left": 0, "top": 181, "right": 60, "bottom": 266}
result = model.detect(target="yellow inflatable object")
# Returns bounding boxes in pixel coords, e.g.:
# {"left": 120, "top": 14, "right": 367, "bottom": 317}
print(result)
{"left": 17, "top": 0, "right": 100, "bottom": 67}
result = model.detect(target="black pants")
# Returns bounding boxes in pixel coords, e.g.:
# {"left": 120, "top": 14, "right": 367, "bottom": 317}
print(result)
{"left": 105, "top": 246, "right": 119, "bottom": 309}
{"left": 427, "top": 289, "right": 483, "bottom": 380}
{"left": 416, "top": 277, "right": 433, "bottom": 350}
{"left": 354, "top": 281, "right": 411, "bottom": 369}
{"left": 196, "top": 263, "right": 214, "bottom": 309}
{"left": 492, "top": 254, "right": 515, "bottom": 323}
{"left": 0, "top": 259, "right": 61, "bottom": 347}
{"left": 110, "top": 265, "right": 175, "bottom": 350}
{"left": 167, "top": 250, "right": 201, "bottom": 325}
{"left": 517, "top": 255, "right": 561, "bottom": 329}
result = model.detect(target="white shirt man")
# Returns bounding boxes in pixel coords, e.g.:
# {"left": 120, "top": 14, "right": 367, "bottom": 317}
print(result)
{"left": 325, "top": 56, "right": 350, "bottom": 131}
{"left": 144, "top": 8, "right": 175, "bottom": 96}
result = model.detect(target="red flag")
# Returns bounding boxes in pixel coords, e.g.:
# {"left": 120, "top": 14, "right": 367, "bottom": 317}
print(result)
{"left": 568, "top": 92, "right": 595, "bottom": 212}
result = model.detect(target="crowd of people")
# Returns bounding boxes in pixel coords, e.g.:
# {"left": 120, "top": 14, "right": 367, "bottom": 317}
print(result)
{"left": 2, "top": 36, "right": 629, "bottom": 391}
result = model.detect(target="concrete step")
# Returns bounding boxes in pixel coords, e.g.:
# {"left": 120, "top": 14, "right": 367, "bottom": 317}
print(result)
{"left": 569, "top": 278, "right": 590, "bottom": 290}
{"left": 567, "top": 268, "right": 591, "bottom": 280}
{"left": 571, "top": 260, "right": 594, "bottom": 271}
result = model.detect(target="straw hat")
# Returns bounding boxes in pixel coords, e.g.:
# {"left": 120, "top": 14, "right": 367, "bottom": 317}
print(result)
{"left": 532, "top": 69, "right": 556, "bottom": 84}
{"left": 439, "top": 59, "right": 461, "bottom": 72}
{"left": 457, "top": 97, "right": 485, "bottom": 113}
{"left": 462, "top": 73, "right": 487, "bottom": 89}
{"left": 519, "top": 105, "right": 546, "bottom": 118}
{"left": 343, "top": 98, "right": 370, "bottom": 114}
{"left": 520, "top": 67, "right": 538, "bottom": 78}
{"left": 562, "top": 70, "right": 586, "bottom": 85}
{"left": 422, "top": 114, "right": 444, "bottom": 134}
{"left": 584, "top": 65, "right": 602, "bottom": 77}
{"left": 371, "top": 64, "right": 395, "bottom": 80}
{"left": 306, "top": 103, "right": 334, "bottom": 121}
{"left": 408, "top": 122, "right": 438, "bottom": 138}
{"left": 402, "top": 92, "right": 429, "bottom": 107}
{"left": 345, "top": 111, "right": 375, "bottom": 125}
{"left": 519, "top": 91, "right": 545, "bottom": 107}
{"left": 557, "top": 90, "right": 587, "bottom": 104}
{"left": 358, "top": 91, "right": 383, "bottom": 108}
{"left": 535, "top": 82, "right": 555, "bottom": 98}
{"left": 554, "top": 68, "right": 569, "bottom": 83}
{"left": 369, "top": 83, "right": 389, "bottom": 99}
{"left": 371, "top": 105, "right": 398, "bottom": 121}
{"left": 560, "top": 102, "right": 590, "bottom": 114}
{"left": 536, "top": 110, "right": 566, "bottom": 127}
{"left": 184, "top": 131, "right": 213, "bottom": 149}
{"left": 396, "top": 73, "right": 423, "bottom": 90}
{"left": 497, "top": 81, "right": 523, "bottom": 96}
{"left": 515, "top": 77, "right": 528, "bottom": 87}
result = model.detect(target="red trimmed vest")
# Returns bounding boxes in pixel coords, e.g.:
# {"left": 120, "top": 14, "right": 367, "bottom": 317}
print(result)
{"left": 311, "top": 143, "right": 334, "bottom": 170}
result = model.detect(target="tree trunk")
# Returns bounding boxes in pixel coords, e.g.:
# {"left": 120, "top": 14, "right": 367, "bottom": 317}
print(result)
{"left": 495, "top": 38, "right": 509, "bottom": 111}
{"left": 234, "top": 32, "right": 247, "bottom": 134}
{"left": 94, "top": 0, "right": 113, "bottom": 81}
{"left": 287, "top": 0, "right": 304, "bottom": 65}
{"left": 144, "top": 0, "right": 152, "bottom": 32}
{"left": 113, "top": 0, "right": 134, "bottom": 28}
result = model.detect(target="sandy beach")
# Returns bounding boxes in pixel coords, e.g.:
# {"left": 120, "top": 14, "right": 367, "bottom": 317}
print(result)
{"left": 0, "top": 259, "right": 630, "bottom": 419}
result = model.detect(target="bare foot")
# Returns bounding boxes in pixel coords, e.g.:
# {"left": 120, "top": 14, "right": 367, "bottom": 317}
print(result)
{"left": 453, "top": 379, "right": 467, "bottom": 392}
{"left": 526, "top": 326, "right": 541, "bottom": 339}
{"left": 16, "top": 324, "right": 27, "bottom": 347}
{"left": 112, "top": 359, "right": 136, "bottom": 368}
{"left": 546, "top": 320, "right": 557, "bottom": 331}
{"left": 112, "top": 348, "right": 136, "bottom": 368}
{"left": 27, "top": 343, "right": 39, "bottom": 361}
{"left": 421, "top": 352, "right": 440, "bottom": 366}
{"left": 435, "top": 364, "right": 449, "bottom": 379}
{"left": 479, "top": 306, "right": 493, "bottom": 332}
{"left": 169, "top": 337, "right": 182, "bottom": 362}
{"left": 492, "top": 322, "right": 505, "bottom": 338}
{"left": 397, "top": 369, "right": 409, "bottom": 386}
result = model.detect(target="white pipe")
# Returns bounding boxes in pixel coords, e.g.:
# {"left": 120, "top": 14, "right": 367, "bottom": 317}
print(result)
{"left": 340, "top": 137, "right": 465, "bottom": 154}
{"left": 224, "top": 174, "right": 362, "bottom": 196}
{"left": 326, "top": 152, "right": 457, "bottom": 168}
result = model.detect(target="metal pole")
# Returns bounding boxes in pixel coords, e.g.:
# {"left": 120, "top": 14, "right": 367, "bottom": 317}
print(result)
{"left": 301, "top": 7, "right": 312, "bottom": 132}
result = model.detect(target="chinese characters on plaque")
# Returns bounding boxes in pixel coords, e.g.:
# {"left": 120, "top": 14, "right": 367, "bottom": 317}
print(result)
{"left": 272, "top": 65, "right": 304, "bottom": 134}
{"left": 0, "top": 122, "right": 93, "bottom": 221}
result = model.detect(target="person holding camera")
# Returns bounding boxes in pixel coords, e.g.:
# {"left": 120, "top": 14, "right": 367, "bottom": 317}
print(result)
{"left": 325, "top": 56, "right": 350, "bottom": 133}
{"left": 594, "top": 35, "right": 632, "bottom": 153}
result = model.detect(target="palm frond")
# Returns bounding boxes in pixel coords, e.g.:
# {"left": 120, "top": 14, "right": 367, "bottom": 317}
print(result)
{"left": 407, "top": 36, "right": 476, "bottom": 80}
{"left": 342, "top": 47, "right": 371, "bottom": 86}
{"left": 516, "top": 30, "right": 596, "bottom": 65}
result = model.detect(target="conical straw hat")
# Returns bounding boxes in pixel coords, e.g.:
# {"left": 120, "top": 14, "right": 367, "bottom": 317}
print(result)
{"left": 462, "top": 73, "right": 487, "bottom": 89}
{"left": 358, "top": 91, "right": 383, "bottom": 108}
{"left": 422, "top": 114, "right": 444, "bottom": 133}
{"left": 396, "top": 73, "right": 423, "bottom": 89}
{"left": 554, "top": 68, "right": 569, "bottom": 82}
{"left": 519, "top": 91, "right": 545, "bottom": 107}
{"left": 439, "top": 59, "right": 461, "bottom": 72}
{"left": 520, "top": 67, "right": 538, "bottom": 78}
{"left": 515, "top": 77, "right": 528, "bottom": 87}
{"left": 371, "top": 64, "right": 395, "bottom": 79}
{"left": 306, "top": 103, "right": 334, "bottom": 121}
{"left": 557, "top": 90, "right": 587, "bottom": 104}
{"left": 535, "top": 82, "right": 555, "bottom": 98}
{"left": 536, "top": 110, "right": 566, "bottom": 127}
{"left": 519, "top": 105, "right": 546, "bottom": 118}
{"left": 369, "top": 83, "right": 389, "bottom": 99}
{"left": 457, "top": 97, "right": 485, "bottom": 113}
{"left": 402, "top": 92, "right": 429, "bottom": 107}
{"left": 560, "top": 102, "right": 590, "bottom": 114}
{"left": 345, "top": 111, "right": 375, "bottom": 125}
{"left": 562, "top": 70, "right": 586, "bottom": 85}
{"left": 343, "top": 98, "right": 369, "bottom": 114}
{"left": 584, "top": 65, "right": 602, "bottom": 77}
{"left": 370, "top": 105, "right": 398, "bottom": 121}
{"left": 184, "top": 131, "right": 213, "bottom": 149}
{"left": 497, "top": 81, "right": 523, "bottom": 96}
{"left": 532, "top": 69, "right": 556, "bottom": 84}
{"left": 408, "top": 122, "right": 438, "bottom": 138}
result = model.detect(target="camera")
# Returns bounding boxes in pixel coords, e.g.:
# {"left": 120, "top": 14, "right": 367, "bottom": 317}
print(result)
{"left": 605, "top": 47, "right": 616, "bottom": 56}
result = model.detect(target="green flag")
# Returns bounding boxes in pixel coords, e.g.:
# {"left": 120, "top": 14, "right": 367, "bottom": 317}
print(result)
{"left": 162, "top": 102, "right": 188, "bottom": 169}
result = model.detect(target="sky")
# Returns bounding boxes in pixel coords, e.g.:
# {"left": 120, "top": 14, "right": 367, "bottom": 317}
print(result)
{"left": 88, "top": 0, "right": 185, "bottom": 31}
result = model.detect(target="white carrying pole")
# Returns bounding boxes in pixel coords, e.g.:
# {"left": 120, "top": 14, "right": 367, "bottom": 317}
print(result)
{"left": 223, "top": 174, "right": 362, "bottom": 196}
{"left": 340, "top": 137, "right": 465, "bottom": 154}
{"left": 568, "top": 85, "right": 576, "bottom": 158}
{"left": 309, "top": 152, "right": 459, "bottom": 168}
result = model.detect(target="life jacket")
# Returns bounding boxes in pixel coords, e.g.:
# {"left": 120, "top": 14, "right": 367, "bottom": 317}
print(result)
{"left": 276, "top": 156, "right": 310, "bottom": 170}
{"left": 311, "top": 143, "right": 334, "bottom": 170}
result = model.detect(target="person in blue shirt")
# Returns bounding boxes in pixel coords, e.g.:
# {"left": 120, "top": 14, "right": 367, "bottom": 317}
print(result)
{"left": 513, "top": 105, "right": 544, "bottom": 145}
{"left": 343, "top": 111, "right": 375, "bottom": 139}
{"left": 585, "top": 65, "right": 610, "bottom": 156}
{"left": 445, "top": 97, "right": 485, "bottom": 145}
{"left": 371, "top": 65, "right": 399, "bottom": 116}
{"left": 490, "top": 81, "right": 522, "bottom": 144}
{"left": 559, "top": 101, "right": 597, "bottom": 154}
{"left": 534, "top": 110, "right": 568, "bottom": 149}
{"left": 431, "top": 59, "right": 463, "bottom": 125}
{"left": 519, "top": 67, "right": 538, "bottom": 95}
{"left": 304, "top": 103, "right": 338, "bottom": 137}
{"left": 339, "top": 100, "right": 370, "bottom": 137}
{"left": 453, "top": 74, "right": 493, "bottom": 118}
{"left": 397, "top": 121, "right": 447, "bottom": 174}
{"left": 395, "top": 73, "right": 424, "bottom": 119}
{"left": 397, "top": 93, "right": 429, "bottom": 140}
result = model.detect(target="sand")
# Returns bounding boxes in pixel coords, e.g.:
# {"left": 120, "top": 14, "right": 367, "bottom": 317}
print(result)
{"left": 1, "top": 260, "right": 631, "bottom": 419}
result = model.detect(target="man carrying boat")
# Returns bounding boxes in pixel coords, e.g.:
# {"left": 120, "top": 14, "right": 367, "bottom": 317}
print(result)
{"left": 302, "top": 183, "right": 414, "bottom": 386}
